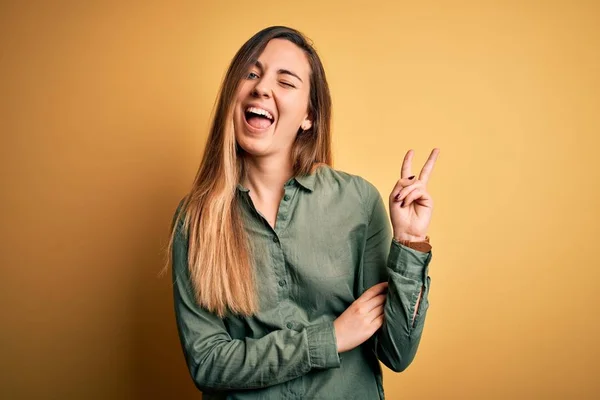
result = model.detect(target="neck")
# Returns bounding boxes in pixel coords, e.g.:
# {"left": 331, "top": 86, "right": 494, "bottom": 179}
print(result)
{"left": 241, "top": 152, "right": 294, "bottom": 200}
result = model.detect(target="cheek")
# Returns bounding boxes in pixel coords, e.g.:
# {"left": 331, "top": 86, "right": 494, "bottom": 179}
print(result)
{"left": 235, "top": 82, "right": 253, "bottom": 105}
{"left": 278, "top": 94, "right": 309, "bottom": 123}
{"left": 234, "top": 88, "right": 250, "bottom": 119}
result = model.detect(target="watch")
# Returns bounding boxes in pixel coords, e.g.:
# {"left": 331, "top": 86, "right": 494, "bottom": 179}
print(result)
{"left": 394, "top": 235, "right": 432, "bottom": 253}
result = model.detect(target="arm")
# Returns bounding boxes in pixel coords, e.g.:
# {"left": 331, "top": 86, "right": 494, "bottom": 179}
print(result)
{"left": 360, "top": 183, "right": 432, "bottom": 372}
{"left": 171, "top": 208, "right": 340, "bottom": 392}
{"left": 393, "top": 236, "right": 431, "bottom": 323}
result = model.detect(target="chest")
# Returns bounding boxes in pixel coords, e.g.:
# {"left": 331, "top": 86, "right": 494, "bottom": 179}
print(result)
{"left": 250, "top": 197, "right": 280, "bottom": 229}
{"left": 244, "top": 192, "right": 369, "bottom": 318}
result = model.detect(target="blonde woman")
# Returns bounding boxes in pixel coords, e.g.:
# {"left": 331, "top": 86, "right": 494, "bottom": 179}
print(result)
{"left": 166, "top": 25, "right": 440, "bottom": 399}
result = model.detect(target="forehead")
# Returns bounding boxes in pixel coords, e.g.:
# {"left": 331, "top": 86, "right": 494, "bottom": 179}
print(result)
{"left": 256, "top": 39, "right": 311, "bottom": 79}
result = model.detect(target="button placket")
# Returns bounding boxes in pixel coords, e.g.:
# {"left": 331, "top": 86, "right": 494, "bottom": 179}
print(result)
{"left": 276, "top": 187, "right": 294, "bottom": 233}
{"left": 275, "top": 183, "right": 300, "bottom": 331}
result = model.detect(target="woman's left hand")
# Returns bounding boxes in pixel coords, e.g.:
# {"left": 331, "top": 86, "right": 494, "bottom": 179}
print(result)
{"left": 388, "top": 148, "right": 440, "bottom": 242}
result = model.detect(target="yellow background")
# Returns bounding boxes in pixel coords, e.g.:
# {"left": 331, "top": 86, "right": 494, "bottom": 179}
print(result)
{"left": 2, "top": 1, "right": 599, "bottom": 399}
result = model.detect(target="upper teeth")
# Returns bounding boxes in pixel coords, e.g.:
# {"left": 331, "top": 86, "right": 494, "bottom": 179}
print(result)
{"left": 246, "top": 107, "right": 273, "bottom": 120}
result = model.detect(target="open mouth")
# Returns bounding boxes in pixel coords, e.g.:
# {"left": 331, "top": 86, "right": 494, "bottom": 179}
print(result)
{"left": 244, "top": 106, "right": 275, "bottom": 130}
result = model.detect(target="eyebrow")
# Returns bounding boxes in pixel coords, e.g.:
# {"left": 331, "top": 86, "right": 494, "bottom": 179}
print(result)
{"left": 254, "top": 60, "right": 303, "bottom": 83}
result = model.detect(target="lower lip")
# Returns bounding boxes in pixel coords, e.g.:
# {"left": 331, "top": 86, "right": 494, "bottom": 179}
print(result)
{"left": 243, "top": 116, "right": 274, "bottom": 135}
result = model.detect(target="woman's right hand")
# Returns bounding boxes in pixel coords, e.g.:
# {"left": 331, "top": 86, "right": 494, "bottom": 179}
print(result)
{"left": 333, "top": 282, "right": 388, "bottom": 353}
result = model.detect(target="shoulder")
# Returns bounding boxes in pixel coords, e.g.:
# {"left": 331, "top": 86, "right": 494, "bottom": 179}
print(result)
{"left": 172, "top": 195, "right": 191, "bottom": 241}
{"left": 314, "top": 165, "right": 382, "bottom": 210}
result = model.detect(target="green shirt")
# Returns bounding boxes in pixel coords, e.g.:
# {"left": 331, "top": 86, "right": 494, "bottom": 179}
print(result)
{"left": 172, "top": 165, "right": 433, "bottom": 400}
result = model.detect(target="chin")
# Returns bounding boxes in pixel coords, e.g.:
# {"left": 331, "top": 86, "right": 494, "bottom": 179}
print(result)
{"left": 235, "top": 134, "right": 273, "bottom": 158}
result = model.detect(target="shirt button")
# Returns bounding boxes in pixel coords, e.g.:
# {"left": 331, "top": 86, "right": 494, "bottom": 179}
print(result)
{"left": 283, "top": 194, "right": 291, "bottom": 201}
{"left": 272, "top": 236, "right": 279, "bottom": 243}
{"left": 286, "top": 322, "right": 293, "bottom": 329}
{"left": 278, "top": 279, "right": 286, "bottom": 287}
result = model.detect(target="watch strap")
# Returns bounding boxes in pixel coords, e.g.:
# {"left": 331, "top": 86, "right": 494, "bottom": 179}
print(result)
{"left": 395, "top": 235, "right": 432, "bottom": 253}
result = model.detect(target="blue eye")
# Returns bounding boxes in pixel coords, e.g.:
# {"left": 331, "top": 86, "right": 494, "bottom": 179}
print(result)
{"left": 247, "top": 72, "right": 259, "bottom": 79}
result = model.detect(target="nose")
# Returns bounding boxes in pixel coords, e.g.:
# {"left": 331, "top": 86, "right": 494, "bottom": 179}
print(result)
{"left": 251, "top": 78, "right": 272, "bottom": 99}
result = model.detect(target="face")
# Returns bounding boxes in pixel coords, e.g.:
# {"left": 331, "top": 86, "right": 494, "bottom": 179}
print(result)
{"left": 233, "top": 38, "right": 312, "bottom": 158}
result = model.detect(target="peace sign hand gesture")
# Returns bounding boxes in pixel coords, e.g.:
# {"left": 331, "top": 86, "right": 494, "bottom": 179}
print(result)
{"left": 389, "top": 148, "right": 440, "bottom": 242}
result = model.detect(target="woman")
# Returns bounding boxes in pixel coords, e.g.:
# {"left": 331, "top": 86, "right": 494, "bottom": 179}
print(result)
{"left": 166, "top": 25, "right": 439, "bottom": 399}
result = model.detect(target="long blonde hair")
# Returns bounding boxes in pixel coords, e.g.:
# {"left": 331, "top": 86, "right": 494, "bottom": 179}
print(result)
{"left": 164, "top": 26, "right": 333, "bottom": 318}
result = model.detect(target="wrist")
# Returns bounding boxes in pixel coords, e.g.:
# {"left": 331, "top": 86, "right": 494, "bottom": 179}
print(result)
{"left": 332, "top": 320, "right": 346, "bottom": 353}
{"left": 393, "top": 234, "right": 432, "bottom": 253}
{"left": 393, "top": 233, "right": 427, "bottom": 242}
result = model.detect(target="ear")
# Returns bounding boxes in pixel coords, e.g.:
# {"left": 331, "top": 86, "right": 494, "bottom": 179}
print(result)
{"left": 301, "top": 119, "right": 313, "bottom": 131}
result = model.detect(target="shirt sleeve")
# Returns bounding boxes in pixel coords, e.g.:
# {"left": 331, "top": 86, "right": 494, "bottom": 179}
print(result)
{"left": 170, "top": 202, "right": 341, "bottom": 392}
{"left": 358, "top": 181, "right": 433, "bottom": 373}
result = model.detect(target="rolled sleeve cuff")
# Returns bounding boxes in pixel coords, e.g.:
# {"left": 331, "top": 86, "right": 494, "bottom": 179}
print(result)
{"left": 305, "top": 321, "right": 341, "bottom": 369}
{"left": 388, "top": 240, "right": 432, "bottom": 282}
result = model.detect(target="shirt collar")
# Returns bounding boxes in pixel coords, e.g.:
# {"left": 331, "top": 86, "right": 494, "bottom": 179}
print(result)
{"left": 236, "top": 170, "right": 317, "bottom": 193}
{"left": 236, "top": 183, "right": 250, "bottom": 193}
{"left": 293, "top": 172, "right": 316, "bottom": 192}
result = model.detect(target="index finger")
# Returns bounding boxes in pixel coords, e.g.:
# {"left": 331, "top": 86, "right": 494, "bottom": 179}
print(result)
{"left": 418, "top": 148, "right": 440, "bottom": 184}
{"left": 401, "top": 149, "right": 414, "bottom": 179}
{"left": 358, "top": 282, "right": 389, "bottom": 302}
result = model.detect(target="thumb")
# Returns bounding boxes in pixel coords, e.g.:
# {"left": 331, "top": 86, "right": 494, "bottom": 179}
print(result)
{"left": 390, "top": 175, "right": 417, "bottom": 199}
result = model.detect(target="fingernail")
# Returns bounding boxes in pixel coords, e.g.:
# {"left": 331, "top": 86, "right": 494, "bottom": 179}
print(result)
{"left": 394, "top": 194, "right": 400, "bottom": 201}
{"left": 408, "top": 175, "right": 415, "bottom": 180}
{"left": 401, "top": 200, "right": 405, "bottom": 207}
